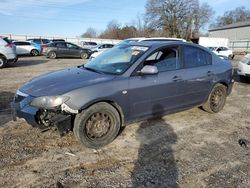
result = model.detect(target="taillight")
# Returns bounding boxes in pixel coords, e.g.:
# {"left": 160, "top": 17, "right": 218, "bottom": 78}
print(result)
{"left": 41, "top": 45, "right": 47, "bottom": 49}
{"left": 5, "top": 43, "right": 14, "bottom": 48}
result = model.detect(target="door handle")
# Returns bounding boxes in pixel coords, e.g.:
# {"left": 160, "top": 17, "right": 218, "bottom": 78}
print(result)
{"left": 207, "top": 71, "right": 214, "bottom": 76}
{"left": 172, "top": 76, "right": 183, "bottom": 82}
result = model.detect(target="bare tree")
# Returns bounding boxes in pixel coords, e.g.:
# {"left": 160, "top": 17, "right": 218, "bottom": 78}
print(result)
{"left": 211, "top": 6, "right": 250, "bottom": 28}
{"left": 81, "top": 27, "right": 97, "bottom": 38}
{"left": 145, "top": 0, "right": 213, "bottom": 39}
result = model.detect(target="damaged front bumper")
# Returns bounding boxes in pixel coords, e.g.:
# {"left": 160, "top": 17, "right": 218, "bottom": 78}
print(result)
{"left": 11, "top": 92, "right": 73, "bottom": 132}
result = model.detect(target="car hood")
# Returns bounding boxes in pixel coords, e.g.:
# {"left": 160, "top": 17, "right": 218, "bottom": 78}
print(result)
{"left": 19, "top": 67, "right": 115, "bottom": 97}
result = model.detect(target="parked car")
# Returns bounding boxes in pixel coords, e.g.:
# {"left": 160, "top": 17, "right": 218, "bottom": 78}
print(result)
{"left": 208, "top": 46, "right": 234, "bottom": 59}
{"left": 13, "top": 41, "right": 40, "bottom": 56}
{"left": 90, "top": 37, "right": 186, "bottom": 60}
{"left": 81, "top": 41, "right": 98, "bottom": 49}
{"left": 90, "top": 43, "right": 114, "bottom": 53}
{"left": 42, "top": 42, "right": 92, "bottom": 59}
{"left": 237, "top": 54, "right": 250, "bottom": 79}
{"left": 12, "top": 41, "right": 234, "bottom": 148}
{"left": 0, "top": 36, "right": 18, "bottom": 68}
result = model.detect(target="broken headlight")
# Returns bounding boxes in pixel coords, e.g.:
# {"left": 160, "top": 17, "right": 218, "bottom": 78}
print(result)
{"left": 30, "top": 96, "right": 70, "bottom": 109}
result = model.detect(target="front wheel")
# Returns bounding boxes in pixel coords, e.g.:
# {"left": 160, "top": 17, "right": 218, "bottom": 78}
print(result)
{"left": 202, "top": 83, "right": 227, "bottom": 113}
{"left": 73, "top": 102, "right": 121, "bottom": 148}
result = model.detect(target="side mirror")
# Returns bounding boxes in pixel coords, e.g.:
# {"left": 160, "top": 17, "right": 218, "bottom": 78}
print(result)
{"left": 139, "top": 65, "right": 158, "bottom": 75}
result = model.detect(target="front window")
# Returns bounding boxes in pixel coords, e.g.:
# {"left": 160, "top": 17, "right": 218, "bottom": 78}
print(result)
{"left": 84, "top": 45, "right": 149, "bottom": 75}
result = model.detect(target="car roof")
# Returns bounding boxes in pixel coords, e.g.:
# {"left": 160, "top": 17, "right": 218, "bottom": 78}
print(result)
{"left": 124, "top": 40, "right": 211, "bottom": 53}
{"left": 125, "top": 37, "right": 186, "bottom": 42}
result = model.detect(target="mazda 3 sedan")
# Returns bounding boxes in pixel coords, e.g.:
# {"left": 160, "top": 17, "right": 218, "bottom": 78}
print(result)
{"left": 11, "top": 41, "right": 234, "bottom": 148}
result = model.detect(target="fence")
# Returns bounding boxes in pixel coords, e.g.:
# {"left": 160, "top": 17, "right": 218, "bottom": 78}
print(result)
{"left": 229, "top": 40, "right": 250, "bottom": 54}
{"left": 0, "top": 33, "right": 121, "bottom": 46}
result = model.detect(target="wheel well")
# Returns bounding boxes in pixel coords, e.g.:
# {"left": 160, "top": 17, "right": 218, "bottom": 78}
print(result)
{"left": 81, "top": 100, "right": 125, "bottom": 126}
{"left": 0, "top": 53, "right": 7, "bottom": 60}
{"left": 218, "top": 82, "right": 228, "bottom": 89}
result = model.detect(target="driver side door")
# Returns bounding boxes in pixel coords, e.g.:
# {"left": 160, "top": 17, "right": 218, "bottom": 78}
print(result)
{"left": 128, "top": 45, "right": 186, "bottom": 120}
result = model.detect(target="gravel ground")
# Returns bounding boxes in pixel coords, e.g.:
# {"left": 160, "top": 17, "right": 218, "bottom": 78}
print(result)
{"left": 0, "top": 56, "right": 250, "bottom": 188}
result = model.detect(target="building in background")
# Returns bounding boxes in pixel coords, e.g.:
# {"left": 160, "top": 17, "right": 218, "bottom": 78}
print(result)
{"left": 209, "top": 21, "right": 250, "bottom": 53}
{"left": 209, "top": 21, "right": 250, "bottom": 40}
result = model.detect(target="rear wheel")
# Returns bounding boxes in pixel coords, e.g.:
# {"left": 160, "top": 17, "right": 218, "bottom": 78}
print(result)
{"left": 48, "top": 51, "right": 57, "bottom": 59}
{"left": 202, "top": 83, "right": 227, "bottom": 113}
{"left": 80, "top": 52, "right": 89, "bottom": 59}
{"left": 31, "top": 49, "right": 39, "bottom": 56}
{"left": 0, "top": 56, "right": 6, "bottom": 68}
{"left": 73, "top": 102, "right": 121, "bottom": 148}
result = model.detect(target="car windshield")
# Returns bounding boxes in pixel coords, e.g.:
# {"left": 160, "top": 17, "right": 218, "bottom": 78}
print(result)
{"left": 84, "top": 45, "right": 149, "bottom": 75}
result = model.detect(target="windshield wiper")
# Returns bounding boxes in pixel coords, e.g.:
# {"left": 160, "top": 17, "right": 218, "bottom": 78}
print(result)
{"left": 83, "top": 66, "right": 104, "bottom": 74}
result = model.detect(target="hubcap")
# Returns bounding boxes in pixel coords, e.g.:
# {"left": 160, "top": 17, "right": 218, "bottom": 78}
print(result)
{"left": 211, "top": 88, "right": 224, "bottom": 109}
{"left": 85, "top": 112, "right": 112, "bottom": 139}
{"left": 50, "top": 52, "right": 56, "bottom": 58}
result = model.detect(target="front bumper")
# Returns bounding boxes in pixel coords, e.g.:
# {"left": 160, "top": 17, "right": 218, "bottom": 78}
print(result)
{"left": 11, "top": 91, "right": 72, "bottom": 132}
{"left": 11, "top": 102, "right": 39, "bottom": 127}
{"left": 11, "top": 93, "right": 39, "bottom": 127}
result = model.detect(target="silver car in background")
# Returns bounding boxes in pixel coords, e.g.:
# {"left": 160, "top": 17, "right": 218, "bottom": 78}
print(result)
{"left": 0, "top": 36, "right": 18, "bottom": 68}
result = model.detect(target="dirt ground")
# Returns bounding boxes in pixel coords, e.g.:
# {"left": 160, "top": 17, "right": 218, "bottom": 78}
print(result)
{"left": 0, "top": 56, "right": 250, "bottom": 188}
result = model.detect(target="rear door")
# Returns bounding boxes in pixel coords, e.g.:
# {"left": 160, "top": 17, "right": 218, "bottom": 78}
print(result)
{"left": 181, "top": 45, "right": 214, "bottom": 106}
{"left": 55, "top": 42, "right": 67, "bottom": 57}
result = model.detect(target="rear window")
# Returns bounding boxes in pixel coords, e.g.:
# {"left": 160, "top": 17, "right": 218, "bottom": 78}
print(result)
{"left": 184, "top": 46, "right": 212, "bottom": 68}
{"left": 3, "top": 37, "right": 11, "bottom": 44}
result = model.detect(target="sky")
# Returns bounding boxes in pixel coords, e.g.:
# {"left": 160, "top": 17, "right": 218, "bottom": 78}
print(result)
{"left": 0, "top": 0, "right": 249, "bottom": 37}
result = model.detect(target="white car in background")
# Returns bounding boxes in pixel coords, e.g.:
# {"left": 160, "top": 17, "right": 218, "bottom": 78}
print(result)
{"left": 90, "top": 43, "right": 114, "bottom": 53}
{"left": 13, "top": 41, "right": 40, "bottom": 56}
{"left": 0, "top": 36, "right": 18, "bottom": 68}
{"left": 208, "top": 46, "right": 234, "bottom": 59}
{"left": 89, "top": 37, "right": 186, "bottom": 60}
{"left": 238, "top": 54, "right": 250, "bottom": 79}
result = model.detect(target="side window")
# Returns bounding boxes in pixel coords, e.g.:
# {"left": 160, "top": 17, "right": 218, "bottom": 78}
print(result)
{"left": 42, "top": 39, "right": 50, "bottom": 44}
{"left": 66, "top": 43, "right": 78, "bottom": 49}
{"left": 34, "top": 39, "right": 41, "bottom": 44}
{"left": 144, "top": 47, "right": 180, "bottom": 72}
{"left": 184, "top": 46, "right": 212, "bottom": 68}
{"left": 56, "top": 43, "right": 66, "bottom": 48}
{"left": 23, "top": 42, "right": 31, "bottom": 45}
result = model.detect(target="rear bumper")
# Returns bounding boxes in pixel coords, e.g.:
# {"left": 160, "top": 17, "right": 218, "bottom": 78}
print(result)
{"left": 7, "top": 57, "right": 18, "bottom": 63}
{"left": 238, "top": 62, "right": 250, "bottom": 76}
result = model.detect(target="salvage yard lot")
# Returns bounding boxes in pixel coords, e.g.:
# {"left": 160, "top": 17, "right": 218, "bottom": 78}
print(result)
{"left": 0, "top": 56, "right": 250, "bottom": 187}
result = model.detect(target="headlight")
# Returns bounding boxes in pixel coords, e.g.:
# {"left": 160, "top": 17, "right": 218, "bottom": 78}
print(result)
{"left": 30, "top": 96, "right": 70, "bottom": 109}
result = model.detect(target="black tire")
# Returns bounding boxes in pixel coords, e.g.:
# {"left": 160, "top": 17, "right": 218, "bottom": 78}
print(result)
{"left": 48, "top": 51, "right": 57, "bottom": 59}
{"left": 239, "top": 75, "right": 246, "bottom": 82}
{"left": 80, "top": 52, "right": 89, "bottom": 59}
{"left": 0, "top": 56, "right": 6, "bottom": 68}
{"left": 30, "top": 49, "right": 39, "bottom": 56}
{"left": 202, "top": 83, "right": 227, "bottom": 113}
{"left": 73, "top": 102, "right": 121, "bottom": 148}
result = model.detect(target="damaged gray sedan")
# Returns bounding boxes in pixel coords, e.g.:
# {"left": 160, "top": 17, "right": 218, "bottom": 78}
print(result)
{"left": 11, "top": 41, "right": 234, "bottom": 148}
